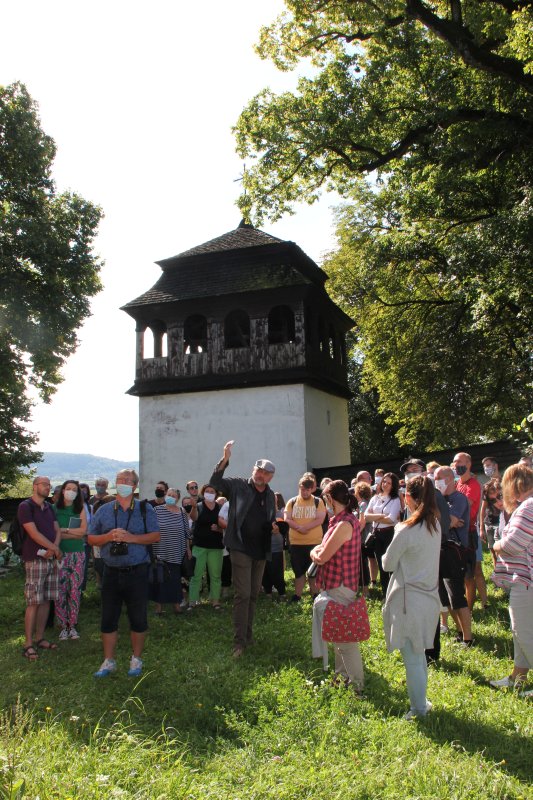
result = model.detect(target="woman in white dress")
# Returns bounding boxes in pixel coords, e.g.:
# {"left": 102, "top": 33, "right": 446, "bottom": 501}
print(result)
{"left": 382, "top": 475, "right": 441, "bottom": 719}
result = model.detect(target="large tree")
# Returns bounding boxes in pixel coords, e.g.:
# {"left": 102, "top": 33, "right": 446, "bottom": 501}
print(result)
{"left": 235, "top": 0, "right": 533, "bottom": 450}
{"left": 0, "top": 83, "right": 102, "bottom": 489}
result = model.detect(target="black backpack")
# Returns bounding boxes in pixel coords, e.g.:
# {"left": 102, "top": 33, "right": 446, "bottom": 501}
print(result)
{"left": 8, "top": 500, "right": 37, "bottom": 555}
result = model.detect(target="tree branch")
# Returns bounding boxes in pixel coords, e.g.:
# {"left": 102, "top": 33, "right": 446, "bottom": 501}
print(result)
{"left": 405, "top": 0, "right": 533, "bottom": 92}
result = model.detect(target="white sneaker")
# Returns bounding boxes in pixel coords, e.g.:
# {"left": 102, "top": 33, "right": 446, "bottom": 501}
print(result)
{"left": 403, "top": 701, "right": 433, "bottom": 720}
{"left": 94, "top": 658, "right": 116, "bottom": 678}
{"left": 489, "top": 675, "right": 523, "bottom": 689}
{"left": 128, "top": 655, "right": 143, "bottom": 677}
{"left": 59, "top": 628, "right": 69, "bottom": 641}
{"left": 69, "top": 627, "right": 80, "bottom": 639}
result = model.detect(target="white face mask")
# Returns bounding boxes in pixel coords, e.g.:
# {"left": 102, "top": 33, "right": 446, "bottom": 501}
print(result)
{"left": 484, "top": 466, "right": 495, "bottom": 477}
{"left": 64, "top": 489, "right": 78, "bottom": 502}
{"left": 435, "top": 479, "right": 447, "bottom": 494}
{"left": 204, "top": 492, "right": 216, "bottom": 503}
{"left": 375, "top": 476, "right": 382, "bottom": 485}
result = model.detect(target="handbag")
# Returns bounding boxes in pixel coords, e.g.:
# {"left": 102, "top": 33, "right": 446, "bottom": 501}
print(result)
{"left": 321, "top": 534, "right": 370, "bottom": 643}
{"left": 322, "top": 596, "right": 371, "bottom": 643}
{"left": 181, "top": 552, "right": 196, "bottom": 578}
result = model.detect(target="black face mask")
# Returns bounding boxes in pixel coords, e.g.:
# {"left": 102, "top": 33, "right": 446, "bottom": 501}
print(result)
{"left": 455, "top": 465, "right": 468, "bottom": 476}
{"left": 155, "top": 488, "right": 165, "bottom": 498}
{"left": 183, "top": 504, "right": 192, "bottom": 513}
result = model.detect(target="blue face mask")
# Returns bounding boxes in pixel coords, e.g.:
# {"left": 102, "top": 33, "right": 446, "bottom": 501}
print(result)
{"left": 116, "top": 484, "right": 133, "bottom": 498}
{"left": 165, "top": 496, "right": 177, "bottom": 506}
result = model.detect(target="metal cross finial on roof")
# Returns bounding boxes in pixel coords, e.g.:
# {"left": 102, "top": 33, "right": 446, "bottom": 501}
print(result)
{"left": 234, "top": 163, "right": 252, "bottom": 226}
{"left": 233, "top": 163, "right": 247, "bottom": 195}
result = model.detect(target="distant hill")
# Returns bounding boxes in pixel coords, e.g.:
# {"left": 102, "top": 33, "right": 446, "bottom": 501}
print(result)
{"left": 32, "top": 453, "right": 139, "bottom": 486}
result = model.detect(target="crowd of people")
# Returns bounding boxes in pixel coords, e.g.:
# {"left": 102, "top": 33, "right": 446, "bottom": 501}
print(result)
{"left": 15, "top": 444, "right": 533, "bottom": 719}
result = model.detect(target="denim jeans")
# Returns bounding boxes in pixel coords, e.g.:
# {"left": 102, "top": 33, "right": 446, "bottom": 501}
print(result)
{"left": 400, "top": 637, "right": 429, "bottom": 714}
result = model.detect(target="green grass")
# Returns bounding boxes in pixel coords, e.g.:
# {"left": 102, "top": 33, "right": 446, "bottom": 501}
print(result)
{"left": 0, "top": 557, "right": 531, "bottom": 799}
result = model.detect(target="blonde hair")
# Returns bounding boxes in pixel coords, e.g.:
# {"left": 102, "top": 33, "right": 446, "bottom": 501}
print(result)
{"left": 502, "top": 464, "right": 533, "bottom": 514}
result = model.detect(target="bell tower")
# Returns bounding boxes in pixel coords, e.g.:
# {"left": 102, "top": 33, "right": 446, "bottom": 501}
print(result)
{"left": 122, "top": 221, "right": 354, "bottom": 497}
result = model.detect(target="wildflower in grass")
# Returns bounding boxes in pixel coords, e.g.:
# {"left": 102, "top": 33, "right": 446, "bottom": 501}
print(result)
{"left": 45, "top": 706, "right": 52, "bottom": 712}
{"left": 69, "top": 715, "right": 80, "bottom": 722}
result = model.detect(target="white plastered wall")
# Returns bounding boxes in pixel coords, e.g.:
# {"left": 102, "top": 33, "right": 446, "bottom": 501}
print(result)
{"left": 139, "top": 383, "right": 350, "bottom": 500}
{"left": 303, "top": 385, "right": 351, "bottom": 479}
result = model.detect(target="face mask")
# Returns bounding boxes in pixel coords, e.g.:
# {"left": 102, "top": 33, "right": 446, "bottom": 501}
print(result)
{"left": 375, "top": 476, "right": 382, "bottom": 485}
{"left": 155, "top": 488, "right": 165, "bottom": 498}
{"left": 484, "top": 466, "right": 495, "bottom": 477}
{"left": 405, "top": 472, "right": 420, "bottom": 483}
{"left": 165, "top": 496, "right": 177, "bottom": 506}
{"left": 82, "top": 490, "right": 89, "bottom": 500}
{"left": 183, "top": 504, "right": 192, "bottom": 513}
{"left": 116, "top": 484, "right": 133, "bottom": 498}
{"left": 455, "top": 465, "right": 467, "bottom": 476}
{"left": 204, "top": 492, "right": 216, "bottom": 503}
{"left": 64, "top": 489, "right": 78, "bottom": 502}
{"left": 326, "top": 504, "right": 334, "bottom": 515}
{"left": 435, "top": 479, "right": 447, "bottom": 493}
{"left": 96, "top": 486, "right": 106, "bottom": 496}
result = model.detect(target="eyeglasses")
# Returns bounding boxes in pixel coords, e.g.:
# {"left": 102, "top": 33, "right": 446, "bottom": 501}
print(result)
{"left": 188, "top": 484, "right": 198, "bottom": 490}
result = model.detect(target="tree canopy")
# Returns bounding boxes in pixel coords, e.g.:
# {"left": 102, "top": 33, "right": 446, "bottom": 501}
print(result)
{"left": 0, "top": 83, "right": 103, "bottom": 489}
{"left": 235, "top": 0, "right": 533, "bottom": 451}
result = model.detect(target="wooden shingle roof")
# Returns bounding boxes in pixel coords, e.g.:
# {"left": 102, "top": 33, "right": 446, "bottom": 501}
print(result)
{"left": 123, "top": 222, "right": 328, "bottom": 310}
{"left": 157, "top": 221, "right": 283, "bottom": 265}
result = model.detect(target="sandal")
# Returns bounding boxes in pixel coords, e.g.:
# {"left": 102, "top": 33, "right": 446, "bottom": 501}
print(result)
{"left": 36, "top": 639, "right": 58, "bottom": 650}
{"left": 23, "top": 646, "right": 39, "bottom": 661}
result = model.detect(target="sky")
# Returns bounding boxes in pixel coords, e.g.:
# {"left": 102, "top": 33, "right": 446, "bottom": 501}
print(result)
{"left": 1, "top": 0, "right": 338, "bottom": 462}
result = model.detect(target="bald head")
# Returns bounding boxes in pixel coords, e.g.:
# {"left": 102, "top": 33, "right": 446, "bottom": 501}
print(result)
{"left": 434, "top": 466, "right": 455, "bottom": 495}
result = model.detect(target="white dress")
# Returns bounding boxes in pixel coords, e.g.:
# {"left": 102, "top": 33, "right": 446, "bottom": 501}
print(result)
{"left": 382, "top": 520, "right": 441, "bottom": 653}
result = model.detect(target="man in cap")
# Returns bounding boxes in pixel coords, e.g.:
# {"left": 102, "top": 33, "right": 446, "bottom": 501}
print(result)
{"left": 210, "top": 441, "right": 278, "bottom": 657}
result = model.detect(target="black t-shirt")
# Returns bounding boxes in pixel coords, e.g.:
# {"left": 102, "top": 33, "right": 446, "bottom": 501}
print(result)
{"left": 240, "top": 486, "right": 270, "bottom": 559}
{"left": 192, "top": 502, "right": 223, "bottom": 549}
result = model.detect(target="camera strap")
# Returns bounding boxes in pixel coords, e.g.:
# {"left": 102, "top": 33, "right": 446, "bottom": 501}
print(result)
{"left": 114, "top": 498, "right": 135, "bottom": 532}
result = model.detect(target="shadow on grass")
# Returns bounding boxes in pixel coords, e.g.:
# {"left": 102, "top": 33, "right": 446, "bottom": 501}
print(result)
{"left": 1, "top": 571, "right": 530, "bottom": 786}
{"left": 420, "top": 706, "right": 532, "bottom": 784}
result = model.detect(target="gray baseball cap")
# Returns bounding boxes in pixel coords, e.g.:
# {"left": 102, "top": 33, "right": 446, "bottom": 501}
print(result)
{"left": 254, "top": 458, "right": 275, "bottom": 474}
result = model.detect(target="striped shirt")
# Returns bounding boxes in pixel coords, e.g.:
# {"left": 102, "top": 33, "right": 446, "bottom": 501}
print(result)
{"left": 497, "top": 496, "right": 533, "bottom": 587}
{"left": 153, "top": 506, "right": 189, "bottom": 564}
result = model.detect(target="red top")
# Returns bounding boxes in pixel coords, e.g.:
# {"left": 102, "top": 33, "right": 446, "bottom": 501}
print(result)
{"left": 317, "top": 510, "right": 361, "bottom": 592}
{"left": 456, "top": 477, "right": 481, "bottom": 532}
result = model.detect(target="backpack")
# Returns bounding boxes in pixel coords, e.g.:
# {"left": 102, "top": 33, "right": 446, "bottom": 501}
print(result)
{"left": 8, "top": 500, "right": 38, "bottom": 555}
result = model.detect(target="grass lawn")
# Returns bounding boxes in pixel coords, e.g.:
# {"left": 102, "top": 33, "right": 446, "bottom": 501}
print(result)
{"left": 0, "top": 557, "right": 531, "bottom": 799}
